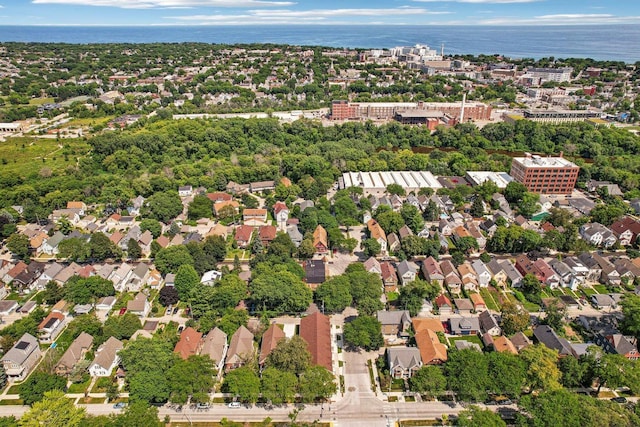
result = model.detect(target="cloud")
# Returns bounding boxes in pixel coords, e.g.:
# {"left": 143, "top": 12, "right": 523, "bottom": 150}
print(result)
{"left": 167, "top": 7, "right": 450, "bottom": 24}
{"left": 31, "top": 0, "right": 295, "bottom": 9}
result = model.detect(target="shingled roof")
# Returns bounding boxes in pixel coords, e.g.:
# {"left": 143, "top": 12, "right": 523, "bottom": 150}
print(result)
{"left": 299, "top": 311, "right": 332, "bottom": 371}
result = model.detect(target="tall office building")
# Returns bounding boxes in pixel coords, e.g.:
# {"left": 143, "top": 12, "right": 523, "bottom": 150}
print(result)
{"left": 510, "top": 153, "right": 579, "bottom": 194}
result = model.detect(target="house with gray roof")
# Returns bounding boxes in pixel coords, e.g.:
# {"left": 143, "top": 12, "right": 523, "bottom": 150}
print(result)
{"left": 479, "top": 310, "right": 501, "bottom": 336}
{"left": 501, "top": 260, "right": 523, "bottom": 288}
{"left": 55, "top": 332, "right": 93, "bottom": 376}
{"left": 471, "top": 260, "right": 492, "bottom": 288}
{"left": 89, "top": 336, "right": 123, "bottom": 377}
{"left": 201, "top": 327, "right": 228, "bottom": 375}
{"left": 449, "top": 317, "right": 480, "bottom": 336}
{"left": 387, "top": 347, "right": 422, "bottom": 379}
{"left": 1, "top": 333, "right": 41, "bottom": 382}
{"left": 533, "top": 325, "right": 574, "bottom": 357}
{"left": 377, "top": 310, "right": 411, "bottom": 337}
{"left": 396, "top": 260, "right": 417, "bottom": 285}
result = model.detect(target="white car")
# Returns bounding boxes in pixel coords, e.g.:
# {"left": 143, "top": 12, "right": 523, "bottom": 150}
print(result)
{"left": 228, "top": 401, "right": 241, "bottom": 408}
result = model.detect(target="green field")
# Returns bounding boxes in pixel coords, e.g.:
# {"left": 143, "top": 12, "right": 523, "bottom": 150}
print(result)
{"left": 0, "top": 137, "right": 90, "bottom": 176}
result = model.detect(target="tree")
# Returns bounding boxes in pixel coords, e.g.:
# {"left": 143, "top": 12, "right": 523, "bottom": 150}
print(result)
{"left": 119, "top": 338, "right": 176, "bottom": 404}
{"left": 19, "top": 390, "right": 85, "bottom": 427}
{"left": 266, "top": 336, "right": 312, "bottom": 376}
{"left": 112, "top": 401, "right": 162, "bottom": 427}
{"left": 343, "top": 316, "right": 383, "bottom": 351}
{"left": 423, "top": 200, "right": 440, "bottom": 222}
{"left": 57, "top": 238, "right": 89, "bottom": 262}
{"left": 159, "top": 286, "right": 179, "bottom": 306}
{"left": 223, "top": 367, "right": 260, "bottom": 404}
{"left": 103, "top": 313, "right": 142, "bottom": 341}
{"left": 297, "top": 238, "right": 315, "bottom": 259}
{"left": 386, "top": 183, "right": 405, "bottom": 196}
{"left": 503, "top": 181, "right": 528, "bottom": 204}
{"left": 0, "top": 365, "right": 6, "bottom": 392}
{"left": 558, "top": 355, "right": 590, "bottom": 388}
{"left": 139, "top": 219, "right": 162, "bottom": 239}
{"left": 88, "top": 232, "right": 119, "bottom": 261}
{"left": 175, "top": 264, "right": 200, "bottom": 300}
{"left": 260, "top": 367, "right": 298, "bottom": 404}
{"left": 314, "top": 276, "right": 352, "bottom": 313}
{"left": 519, "top": 192, "right": 540, "bottom": 218}
{"left": 216, "top": 309, "right": 249, "bottom": 337}
{"left": 400, "top": 204, "right": 424, "bottom": 234}
{"left": 409, "top": 366, "right": 446, "bottom": 398}
{"left": 397, "top": 279, "right": 440, "bottom": 317}
{"left": 6, "top": 233, "right": 29, "bottom": 260}
{"left": 500, "top": 301, "right": 530, "bottom": 335}
{"left": 127, "top": 238, "right": 142, "bottom": 260}
{"left": 64, "top": 276, "right": 115, "bottom": 305}
{"left": 143, "top": 191, "right": 183, "bottom": 223}
{"left": 250, "top": 269, "right": 312, "bottom": 314}
{"left": 20, "top": 372, "right": 67, "bottom": 406}
{"left": 486, "top": 351, "right": 525, "bottom": 398}
{"left": 167, "top": 356, "right": 216, "bottom": 405}
{"left": 541, "top": 299, "right": 566, "bottom": 331}
{"left": 444, "top": 349, "right": 490, "bottom": 402}
{"left": 521, "top": 273, "right": 542, "bottom": 296}
{"left": 333, "top": 195, "right": 359, "bottom": 226}
{"left": 187, "top": 195, "right": 212, "bottom": 220}
{"left": 362, "top": 238, "right": 381, "bottom": 257}
{"left": 457, "top": 405, "right": 506, "bottom": 427}
{"left": 42, "top": 280, "right": 64, "bottom": 305}
{"left": 470, "top": 196, "right": 485, "bottom": 218}
{"left": 519, "top": 344, "right": 562, "bottom": 392}
{"left": 154, "top": 245, "right": 194, "bottom": 276}
{"left": 621, "top": 294, "right": 640, "bottom": 341}
{"left": 299, "top": 366, "right": 336, "bottom": 403}
{"left": 375, "top": 210, "right": 404, "bottom": 234}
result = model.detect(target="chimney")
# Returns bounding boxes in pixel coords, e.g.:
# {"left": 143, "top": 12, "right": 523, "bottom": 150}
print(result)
{"left": 559, "top": 151, "right": 564, "bottom": 158}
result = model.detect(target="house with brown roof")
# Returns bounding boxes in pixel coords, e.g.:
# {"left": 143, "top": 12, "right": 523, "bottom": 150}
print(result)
{"left": 440, "top": 260, "right": 462, "bottom": 294}
{"left": 207, "top": 192, "right": 233, "bottom": 203}
{"left": 434, "top": 294, "right": 453, "bottom": 314}
{"left": 493, "top": 336, "right": 518, "bottom": 354}
{"left": 258, "top": 225, "right": 277, "bottom": 247}
{"left": 363, "top": 257, "right": 382, "bottom": 275}
{"left": 201, "top": 327, "right": 228, "bottom": 374}
{"left": 457, "top": 263, "right": 478, "bottom": 292}
{"left": 55, "top": 332, "right": 93, "bottom": 376}
{"left": 412, "top": 318, "right": 445, "bottom": 334}
{"left": 422, "top": 256, "right": 444, "bottom": 287}
{"left": 2, "top": 261, "right": 27, "bottom": 284}
{"left": 38, "top": 312, "right": 66, "bottom": 343}
{"left": 234, "top": 225, "right": 254, "bottom": 249}
{"left": 415, "top": 328, "right": 447, "bottom": 365}
{"left": 380, "top": 262, "right": 398, "bottom": 292}
{"left": 89, "top": 336, "right": 123, "bottom": 377}
{"left": 609, "top": 217, "right": 640, "bottom": 246}
{"left": 174, "top": 327, "right": 203, "bottom": 360}
{"left": 259, "top": 323, "right": 286, "bottom": 366}
{"left": 367, "top": 219, "right": 387, "bottom": 254}
{"left": 313, "top": 225, "right": 329, "bottom": 254}
{"left": 469, "top": 293, "right": 487, "bottom": 312}
{"left": 299, "top": 311, "right": 332, "bottom": 372}
{"left": 225, "top": 325, "right": 255, "bottom": 371}
{"left": 243, "top": 208, "right": 268, "bottom": 226}
{"left": 214, "top": 200, "right": 240, "bottom": 217}
{"left": 127, "top": 292, "right": 150, "bottom": 317}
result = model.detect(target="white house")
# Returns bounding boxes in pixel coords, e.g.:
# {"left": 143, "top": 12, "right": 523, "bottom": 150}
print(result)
{"left": 201, "top": 270, "right": 223, "bottom": 286}
{"left": 471, "top": 260, "right": 492, "bottom": 288}
{"left": 89, "top": 337, "right": 123, "bottom": 377}
{"left": 397, "top": 260, "right": 417, "bottom": 285}
{"left": 178, "top": 185, "right": 193, "bottom": 197}
{"left": 273, "top": 201, "right": 289, "bottom": 232}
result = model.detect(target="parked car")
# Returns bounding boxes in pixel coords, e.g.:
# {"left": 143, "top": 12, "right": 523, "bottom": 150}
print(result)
{"left": 113, "top": 402, "right": 126, "bottom": 409}
{"left": 611, "top": 397, "right": 627, "bottom": 404}
{"left": 228, "top": 401, "right": 241, "bottom": 408}
{"left": 196, "top": 403, "right": 210, "bottom": 409}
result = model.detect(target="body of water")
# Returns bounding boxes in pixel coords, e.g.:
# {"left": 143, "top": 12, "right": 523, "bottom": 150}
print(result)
{"left": 0, "top": 25, "right": 638, "bottom": 62}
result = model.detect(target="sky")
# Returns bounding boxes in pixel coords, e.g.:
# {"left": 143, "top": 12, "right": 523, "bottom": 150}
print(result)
{"left": 0, "top": 0, "right": 639, "bottom": 26}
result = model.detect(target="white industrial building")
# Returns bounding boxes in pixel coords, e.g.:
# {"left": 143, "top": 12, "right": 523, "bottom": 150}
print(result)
{"left": 340, "top": 171, "right": 441, "bottom": 196}
{"left": 465, "top": 171, "right": 514, "bottom": 189}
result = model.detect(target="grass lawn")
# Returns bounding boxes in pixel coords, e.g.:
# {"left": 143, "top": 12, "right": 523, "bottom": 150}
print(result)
{"left": 593, "top": 285, "right": 609, "bottom": 294}
{"left": 523, "top": 301, "right": 540, "bottom": 312}
{"left": 68, "top": 378, "right": 92, "bottom": 394}
{"left": 449, "top": 335, "right": 484, "bottom": 348}
{"left": 386, "top": 291, "right": 399, "bottom": 302}
{"left": 479, "top": 288, "right": 500, "bottom": 311}
{"left": 390, "top": 379, "right": 405, "bottom": 392}
{"left": 550, "top": 288, "right": 565, "bottom": 297}
{"left": 581, "top": 287, "right": 597, "bottom": 297}
{"left": 0, "top": 137, "right": 90, "bottom": 176}
{"left": 0, "top": 399, "right": 24, "bottom": 406}
{"left": 598, "top": 390, "right": 616, "bottom": 398}
{"left": 399, "top": 421, "right": 441, "bottom": 427}
{"left": 405, "top": 395, "right": 416, "bottom": 402}
{"left": 504, "top": 292, "right": 520, "bottom": 305}
{"left": 7, "top": 384, "right": 23, "bottom": 395}
{"left": 63, "top": 116, "right": 113, "bottom": 128}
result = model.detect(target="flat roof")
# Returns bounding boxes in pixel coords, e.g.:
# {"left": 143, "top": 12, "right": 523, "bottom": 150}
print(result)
{"left": 466, "top": 171, "right": 514, "bottom": 189}
{"left": 341, "top": 171, "right": 442, "bottom": 190}
{"left": 513, "top": 156, "right": 578, "bottom": 168}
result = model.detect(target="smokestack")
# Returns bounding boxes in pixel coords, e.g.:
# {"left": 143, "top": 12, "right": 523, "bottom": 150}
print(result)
{"left": 460, "top": 93, "right": 466, "bottom": 123}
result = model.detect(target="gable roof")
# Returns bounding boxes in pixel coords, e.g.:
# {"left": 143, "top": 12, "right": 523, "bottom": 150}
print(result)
{"left": 415, "top": 329, "right": 447, "bottom": 364}
{"left": 299, "top": 311, "right": 332, "bottom": 371}
{"left": 234, "top": 225, "right": 254, "bottom": 243}
{"left": 92, "top": 336, "right": 123, "bottom": 370}
{"left": 312, "top": 225, "right": 328, "bottom": 249}
{"left": 200, "top": 327, "right": 227, "bottom": 364}
{"left": 367, "top": 219, "right": 386, "bottom": 242}
{"left": 174, "top": 327, "right": 203, "bottom": 360}
{"left": 376, "top": 310, "right": 411, "bottom": 326}
{"left": 227, "top": 325, "right": 255, "bottom": 366}
{"left": 387, "top": 347, "right": 422, "bottom": 371}
{"left": 56, "top": 332, "right": 93, "bottom": 371}
{"left": 493, "top": 336, "right": 518, "bottom": 354}
{"left": 1, "top": 333, "right": 39, "bottom": 366}
{"left": 534, "top": 325, "right": 573, "bottom": 356}
{"left": 412, "top": 318, "right": 445, "bottom": 334}
{"left": 259, "top": 323, "right": 286, "bottom": 365}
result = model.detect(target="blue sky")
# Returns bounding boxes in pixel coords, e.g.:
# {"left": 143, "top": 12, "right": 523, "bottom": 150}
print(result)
{"left": 1, "top": 0, "right": 639, "bottom": 26}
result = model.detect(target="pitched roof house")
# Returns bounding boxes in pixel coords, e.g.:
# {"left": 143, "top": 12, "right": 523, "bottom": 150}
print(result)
{"left": 313, "top": 225, "right": 329, "bottom": 254}
{"left": 259, "top": 323, "right": 286, "bottom": 366}
{"left": 200, "top": 327, "right": 228, "bottom": 374}
{"left": 387, "top": 347, "right": 423, "bottom": 379}
{"left": 55, "top": 332, "right": 93, "bottom": 376}
{"left": 234, "top": 225, "right": 254, "bottom": 249}
{"left": 415, "top": 329, "right": 447, "bottom": 365}
{"left": 376, "top": 310, "right": 411, "bottom": 337}
{"left": 225, "top": 325, "right": 255, "bottom": 371}
{"left": 89, "top": 336, "right": 123, "bottom": 377}
{"left": 299, "top": 312, "right": 332, "bottom": 372}
{"left": 422, "top": 256, "right": 444, "bottom": 286}
{"left": 367, "top": 219, "right": 387, "bottom": 254}
{"left": 380, "top": 262, "right": 398, "bottom": 292}
{"left": 533, "top": 325, "right": 574, "bottom": 357}
{"left": 1, "top": 333, "right": 41, "bottom": 382}
{"left": 174, "top": 327, "right": 203, "bottom": 360}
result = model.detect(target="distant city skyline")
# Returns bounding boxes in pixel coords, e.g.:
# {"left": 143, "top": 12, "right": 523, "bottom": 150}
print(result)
{"left": 0, "top": 0, "right": 639, "bottom": 27}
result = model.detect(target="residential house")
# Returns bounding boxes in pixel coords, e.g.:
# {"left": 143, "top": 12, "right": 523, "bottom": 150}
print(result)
{"left": 479, "top": 311, "right": 502, "bottom": 336}
{"left": 1, "top": 333, "right": 41, "bottom": 382}
{"left": 201, "top": 327, "right": 228, "bottom": 374}
{"left": 595, "top": 334, "right": 639, "bottom": 360}
{"left": 225, "top": 325, "right": 255, "bottom": 371}
{"left": 13, "top": 262, "right": 45, "bottom": 292}
{"left": 110, "top": 263, "right": 133, "bottom": 292}
{"left": 564, "top": 257, "right": 590, "bottom": 284}
{"left": 363, "top": 257, "right": 382, "bottom": 276}
{"left": 376, "top": 310, "right": 411, "bottom": 337}
{"left": 398, "top": 225, "right": 413, "bottom": 240}
{"left": 471, "top": 260, "right": 492, "bottom": 288}
{"left": 96, "top": 296, "right": 116, "bottom": 312}
{"left": 273, "top": 202, "right": 289, "bottom": 231}
{"left": 440, "top": 260, "right": 462, "bottom": 294}
{"left": 534, "top": 258, "right": 561, "bottom": 289}
{"left": 258, "top": 225, "right": 277, "bottom": 247}
{"left": 591, "top": 294, "right": 616, "bottom": 310}
{"left": 259, "top": 323, "right": 286, "bottom": 366}
{"left": 533, "top": 325, "right": 574, "bottom": 357}
{"left": 486, "top": 259, "right": 508, "bottom": 287}
{"left": 511, "top": 332, "right": 532, "bottom": 352}
{"left": 125, "top": 263, "right": 150, "bottom": 292}
{"left": 207, "top": 192, "right": 233, "bottom": 203}
{"left": 549, "top": 259, "right": 578, "bottom": 290}
{"left": 387, "top": 233, "right": 401, "bottom": 253}
{"left": 580, "top": 223, "right": 617, "bottom": 248}
{"left": 466, "top": 222, "right": 486, "bottom": 250}
{"left": 299, "top": 312, "right": 333, "bottom": 372}
{"left": 0, "top": 300, "right": 18, "bottom": 316}
{"left": 243, "top": 209, "right": 268, "bottom": 226}
{"left": 285, "top": 225, "right": 303, "bottom": 248}
{"left": 454, "top": 298, "right": 474, "bottom": 315}
{"left": 469, "top": 293, "right": 487, "bottom": 312}
{"left": 515, "top": 254, "right": 543, "bottom": 282}
{"left": 449, "top": 317, "right": 481, "bottom": 336}
{"left": 492, "top": 336, "right": 518, "bottom": 354}
{"left": 66, "top": 201, "right": 87, "bottom": 216}
{"left": 415, "top": 328, "right": 447, "bottom": 365}
{"left": 201, "top": 270, "right": 223, "bottom": 286}
{"left": 174, "top": 327, "right": 203, "bottom": 360}
{"left": 51, "top": 209, "right": 81, "bottom": 225}
{"left": 213, "top": 200, "right": 240, "bottom": 218}
{"left": 304, "top": 259, "right": 327, "bottom": 289}
{"left": 457, "top": 262, "right": 478, "bottom": 292}
{"left": 367, "top": 219, "right": 387, "bottom": 254}
{"left": 51, "top": 299, "right": 72, "bottom": 316}
{"left": 422, "top": 257, "right": 444, "bottom": 287}
{"left": 501, "top": 259, "right": 524, "bottom": 288}
{"left": 178, "top": 185, "right": 193, "bottom": 197}
{"left": 434, "top": 294, "right": 453, "bottom": 314}
{"left": 38, "top": 312, "right": 66, "bottom": 343}
{"left": 610, "top": 217, "right": 640, "bottom": 246}
{"left": 592, "top": 253, "right": 620, "bottom": 285}
{"left": 387, "top": 347, "right": 423, "bottom": 379}
{"left": 55, "top": 332, "right": 93, "bottom": 376}
{"left": 41, "top": 232, "right": 65, "bottom": 256}
{"left": 39, "top": 262, "right": 64, "bottom": 285}
{"left": 397, "top": 260, "right": 417, "bottom": 285}
{"left": 439, "top": 219, "right": 454, "bottom": 236}
{"left": 413, "top": 318, "right": 445, "bottom": 335}
{"left": 313, "top": 225, "right": 329, "bottom": 254}
{"left": 577, "top": 252, "right": 604, "bottom": 282}
{"left": 380, "top": 262, "right": 398, "bottom": 292}
{"left": 137, "top": 230, "right": 153, "bottom": 255}
{"left": 226, "top": 181, "right": 249, "bottom": 195}
{"left": 249, "top": 180, "right": 276, "bottom": 193}
{"left": 234, "top": 225, "right": 254, "bottom": 249}
{"left": 89, "top": 336, "right": 123, "bottom": 377}
{"left": 127, "top": 292, "right": 151, "bottom": 317}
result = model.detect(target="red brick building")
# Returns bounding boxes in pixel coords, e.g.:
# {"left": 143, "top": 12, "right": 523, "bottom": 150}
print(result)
{"left": 510, "top": 153, "right": 579, "bottom": 194}
{"left": 299, "top": 312, "right": 332, "bottom": 372}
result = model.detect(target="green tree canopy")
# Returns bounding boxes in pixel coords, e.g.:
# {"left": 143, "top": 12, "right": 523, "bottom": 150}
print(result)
{"left": 223, "top": 366, "right": 261, "bottom": 404}
{"left": 19, "top": 390, "right": 85, "bottom": 427}
{"left": 343, "top": 316, "right": 383, "bottom": 351}
{"left": 265, "top": 335, "right": 311, "bottom": 376}
{"left": 64, "top": 275, "right": 115, "bottom": 304}
{"left": 19, "top": 372, "right": 67, "bottom": 406}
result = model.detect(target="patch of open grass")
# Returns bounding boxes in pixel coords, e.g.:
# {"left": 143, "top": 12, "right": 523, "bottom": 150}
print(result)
{"left": 0, "top": 399, "right": 24, "bottom": 405}
{"left": 581, "top": 287, "right": 597, "bottom": 297}
{"left": 68, "top": 378, "right": 92, "bottom": 394}
{"left": 386, "top": 291, "right": 399, "bottom": 302}
{"left": 0, "top": 137, "right": 90, "bottom": 176}
{"left": 593, "top": 285, "right": 609, "bottom": 294}
{"left": 479, "top": 288, "right": 500, "bottom": 311}
{"left": 449, "top": 335, "right": 484, "bottom": 348}
{"left": 6, "top": 384, "right": 23, "bottom": 395}
{"left": 28, "top": 97, "right": 55, "bottom": 106}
